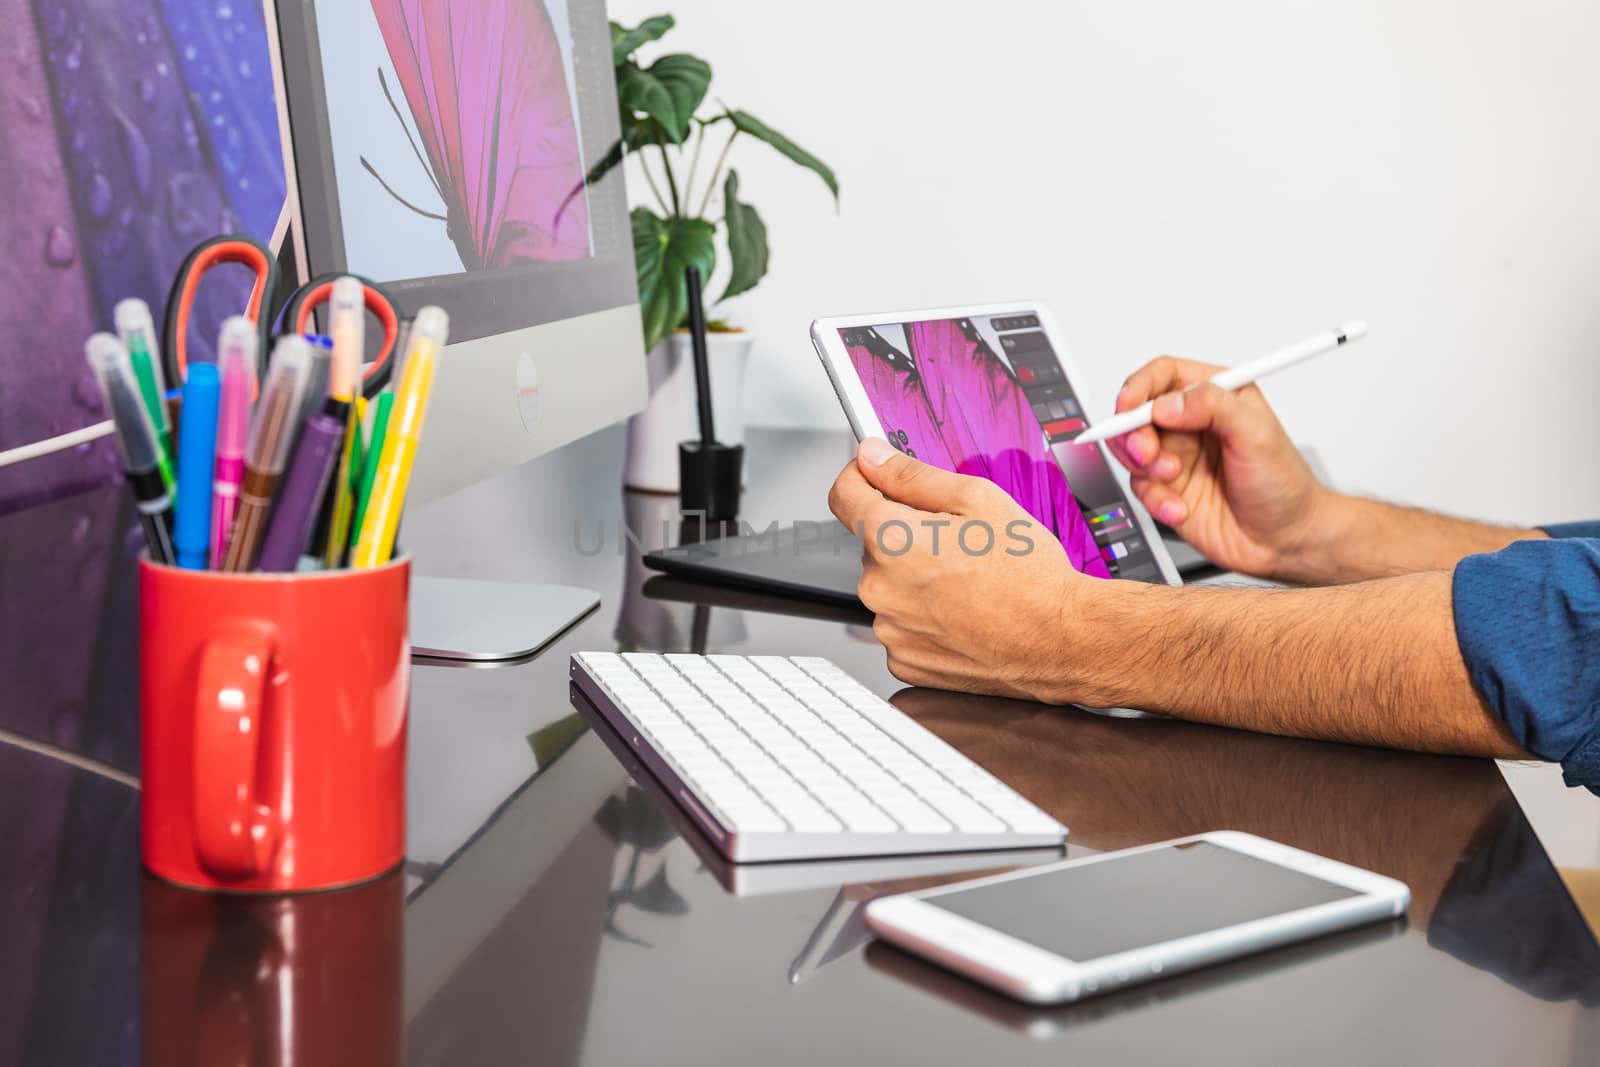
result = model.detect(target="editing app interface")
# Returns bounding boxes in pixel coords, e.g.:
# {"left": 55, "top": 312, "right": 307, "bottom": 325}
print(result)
{"left": 840, "top": 313, "right": 1162, "bottom": 581}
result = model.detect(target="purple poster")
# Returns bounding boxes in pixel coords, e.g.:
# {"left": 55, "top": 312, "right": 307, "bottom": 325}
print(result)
{"left": 0, "top": 0, "right": 285, "bottom": 513}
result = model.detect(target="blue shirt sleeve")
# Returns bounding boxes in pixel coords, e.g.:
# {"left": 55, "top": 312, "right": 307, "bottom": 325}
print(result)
{"left": 1541, "top": 521, "right": 1600, "bottom": 540}
{"left": 1452, "top": 535, "right": 1600, "bottom": 794}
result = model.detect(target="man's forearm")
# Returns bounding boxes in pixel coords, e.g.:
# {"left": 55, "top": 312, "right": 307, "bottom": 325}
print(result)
{"left": 1070, "top": 572, "right": 1528, "bottom": 759}
{"left": 1280, "top": 492, "right": 1543, "bottom": 585}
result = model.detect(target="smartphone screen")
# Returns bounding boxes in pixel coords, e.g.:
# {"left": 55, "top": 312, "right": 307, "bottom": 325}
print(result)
{"left": 927, "top": 841, "right": 1361, "bottom": 962}
{"left": 836, "top": 312, "right": 1165, "bottom": 582}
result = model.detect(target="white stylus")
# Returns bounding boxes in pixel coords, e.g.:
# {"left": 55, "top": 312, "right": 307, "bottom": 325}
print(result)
{"left": 1073, "top": 320, "right": 1368, "bottom": 445}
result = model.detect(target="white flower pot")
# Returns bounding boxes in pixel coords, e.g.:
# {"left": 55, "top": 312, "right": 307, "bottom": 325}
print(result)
{"left": 623, "top": 331, "right": 754, "bottom": 493}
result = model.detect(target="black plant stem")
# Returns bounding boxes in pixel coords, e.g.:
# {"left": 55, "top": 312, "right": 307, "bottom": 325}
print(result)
{"left": 684, "top": 265, "right": 715, "bottom": 445}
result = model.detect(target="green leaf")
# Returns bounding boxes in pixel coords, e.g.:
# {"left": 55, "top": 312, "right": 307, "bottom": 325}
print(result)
{"left": 720, "top": 110, "right": 838, "bottom": 201}
{"left": 632, "top": 208, "right": 717, "bottom": 351}
{"left": 610, "top": 15, "right": 674, "bottom": 65}
{"left": 720, "top": 169, "right": 768, "bottom": 302}
{"left": 616, "top": 54, "right": 711, "bottom": 144}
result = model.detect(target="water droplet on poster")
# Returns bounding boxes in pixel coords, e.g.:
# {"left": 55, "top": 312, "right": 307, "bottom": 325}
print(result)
{"left": 112, "top": 108, "right": 153, "bottom": 202}
{"left": 73, "top": 373, "right": 101, "bottom": 411}
{"left": 167, "top": 174, "right": 208, "bottom": 238}
{"left": 86, "top": 171, "right": 113, "bottom": 220}
{"left": 44, "top": 224, "right": 76, "bottom": 267}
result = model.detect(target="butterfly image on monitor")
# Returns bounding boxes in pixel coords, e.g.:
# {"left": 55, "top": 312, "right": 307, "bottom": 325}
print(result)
{"left": 362, "top": 0, "right": 593, "bottom": 272}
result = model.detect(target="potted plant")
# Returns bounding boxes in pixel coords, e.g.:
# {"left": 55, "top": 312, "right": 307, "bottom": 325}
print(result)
{"left": 587, "top": 14, "right": 839, "bottom": 491}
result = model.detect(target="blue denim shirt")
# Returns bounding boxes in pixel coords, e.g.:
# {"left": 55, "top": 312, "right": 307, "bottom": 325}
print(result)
{"left": 1453, "top": 521, "right": 1600, "bottom": 794}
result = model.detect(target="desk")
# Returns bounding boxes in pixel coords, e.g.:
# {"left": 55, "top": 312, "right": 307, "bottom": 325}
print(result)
{"left": 1, "top": 427, "right": 1597, "bottom": 1065}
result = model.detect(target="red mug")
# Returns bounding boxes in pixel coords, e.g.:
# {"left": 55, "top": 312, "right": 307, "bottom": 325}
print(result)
{"left": 139, "top": 556, "right": 410, "bottom": 892}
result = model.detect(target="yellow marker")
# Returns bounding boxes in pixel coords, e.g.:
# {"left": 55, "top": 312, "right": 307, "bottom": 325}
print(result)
{"left": 352, "top": 307, "right": 448, "bottom": 568}
{"left": 323, "top": 277, "right": 366, "bottom": 567}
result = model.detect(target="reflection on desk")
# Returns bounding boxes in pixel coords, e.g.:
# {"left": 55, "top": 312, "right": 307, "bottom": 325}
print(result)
{"left": 864, "top": 920, "right": 1405, "bottom": 1040}
{"left": 887, "top": 687, "right": 1600, "bottom": 1004}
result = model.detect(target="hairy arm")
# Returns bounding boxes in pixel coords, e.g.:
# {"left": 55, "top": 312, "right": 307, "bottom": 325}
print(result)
{"left": 831, "top": 439, "right": 1531, "bottom": 761}
{"left": 1054, "top": 571, "right": 1529, "bottom": 759}
{"left": 1282, "top": 494, "right": 1544, "bottom": 585}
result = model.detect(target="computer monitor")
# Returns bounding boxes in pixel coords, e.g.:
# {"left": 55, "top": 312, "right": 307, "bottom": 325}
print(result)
{"left": 264, "top": 0, "right": 645, "bottom": 658}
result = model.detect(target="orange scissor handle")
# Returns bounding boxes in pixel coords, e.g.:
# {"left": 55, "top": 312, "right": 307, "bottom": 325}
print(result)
{"left": 284, "top": 275, "right": 403, "bottom": 397}
{"left": 163, "top": 235, "right": 278, "bottom": 395}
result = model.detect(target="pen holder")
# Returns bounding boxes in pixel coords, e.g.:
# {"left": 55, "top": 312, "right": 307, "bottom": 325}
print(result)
{"left": 679, "top": 440, "right": 744, "bottom": 522}
{"left": 138, "top": 556, "right": 410, "bottom": 893}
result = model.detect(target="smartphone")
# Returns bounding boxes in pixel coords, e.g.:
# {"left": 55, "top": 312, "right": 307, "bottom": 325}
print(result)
{"left": 864, "top": 831, "right": 1410, "bottom": 1005}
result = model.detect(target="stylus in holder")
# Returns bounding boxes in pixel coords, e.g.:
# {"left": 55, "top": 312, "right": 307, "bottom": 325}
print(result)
{"left": 677, "top": 265, "right": 743, "bottom": 522}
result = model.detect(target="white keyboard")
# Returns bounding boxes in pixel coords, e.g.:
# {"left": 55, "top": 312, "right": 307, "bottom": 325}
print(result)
{"left": 571, "top": 652, "right": 1067, "bottom": 862}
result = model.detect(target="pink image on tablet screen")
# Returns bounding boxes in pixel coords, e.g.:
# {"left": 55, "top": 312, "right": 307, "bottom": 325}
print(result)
{"left": 845, "top": 319, "right": 1111, "bottom": 579}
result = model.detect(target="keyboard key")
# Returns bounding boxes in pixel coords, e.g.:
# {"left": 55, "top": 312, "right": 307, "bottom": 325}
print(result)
{"left": 1001, "top": 812, "right": 1064, "bottom": 835}
{"left": 727, "top": 808, "right": 788, "bottom": 834}
{"left": 787, "top": 810, "right": 844, "bottom": 834}
{"left": 838, "top": 809, "right": 898, "bottom": 833}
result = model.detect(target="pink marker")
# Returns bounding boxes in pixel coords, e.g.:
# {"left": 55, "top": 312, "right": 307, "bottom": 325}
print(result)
{"left": 209, "top": 316, "right": 259, "bottom": 568}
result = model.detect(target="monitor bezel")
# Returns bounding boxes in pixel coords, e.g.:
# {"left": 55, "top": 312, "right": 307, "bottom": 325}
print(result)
{"left": 264, "top": 0, "right": 638, "bottom": 345}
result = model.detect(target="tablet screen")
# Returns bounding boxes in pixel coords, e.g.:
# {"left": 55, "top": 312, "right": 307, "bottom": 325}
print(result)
{"left": 837, "top": 312, "right": 1164, "bottom": 581}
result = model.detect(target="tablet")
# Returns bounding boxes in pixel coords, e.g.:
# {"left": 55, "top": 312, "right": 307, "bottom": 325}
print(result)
{"left": 811, "top": 303, "right": 1181, "bottom": 585}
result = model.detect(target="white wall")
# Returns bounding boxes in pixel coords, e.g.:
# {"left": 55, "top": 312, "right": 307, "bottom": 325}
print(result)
{"left": 608, "top": 0, "right": 1600, "bottom": 525}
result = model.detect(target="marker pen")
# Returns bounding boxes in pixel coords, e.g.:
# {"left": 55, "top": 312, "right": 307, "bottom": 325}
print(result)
{"left": 173, "top": 363, "right": 221, "bottom": 570}
{"left": 299, "top": 331, "right": 346, "bottom": 569}
{"left": 353, "top": 306, "right": 448, "bottom": 568}
{"left": 114, "top": 298, "right": 175, "bottom": 494}
{"left": 322, "top": 277, "right": 366, "bottom": 568}
{"left": 84, "top": 334, "right": 175, "bottom": 565}
{"left": 257, "top": 413, "right": 344, "bottom": 573}
{"left": 222, "top": 336, "right": 312, "bottom": 571}
{"left": 291, "top": 334, "right": 333, "bottom": 455}
{"left": 349, "top": 391, "right": 394, "bottom": 549}
{"left": 209, "top": 316, "right": 258, "bottom": 568}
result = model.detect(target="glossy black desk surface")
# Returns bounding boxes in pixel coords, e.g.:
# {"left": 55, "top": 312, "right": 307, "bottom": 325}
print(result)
{"left": 2, "top": 427, "right": 1596, "bottom": 1066}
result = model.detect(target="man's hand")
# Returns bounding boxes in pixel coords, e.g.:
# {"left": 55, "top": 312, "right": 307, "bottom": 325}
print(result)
{"left": 827, "top": 438, "right": 1094, "bottom": 703}
{"left": 1106, "top": 357, "right": 1336, "bottom": 581}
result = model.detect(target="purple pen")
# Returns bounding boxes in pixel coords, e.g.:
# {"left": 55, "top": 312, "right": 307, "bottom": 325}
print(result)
{"left": 256, "top": 413, "right": 344, "bottom": 573}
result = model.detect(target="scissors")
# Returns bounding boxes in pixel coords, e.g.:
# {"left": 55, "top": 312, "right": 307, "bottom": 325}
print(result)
{"left": 163, "top": 234, "right": 405, "bottom": 400}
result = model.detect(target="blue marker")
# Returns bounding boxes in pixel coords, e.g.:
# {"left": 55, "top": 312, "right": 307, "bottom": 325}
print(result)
{"left": 174, "top": 363, "right": 221, "bottom": 569}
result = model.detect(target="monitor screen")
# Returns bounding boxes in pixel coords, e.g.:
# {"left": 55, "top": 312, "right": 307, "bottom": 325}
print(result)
{"left": 272, "top": 0, "right": 637, "bottom": 344}
{"left": 837, "top": 313, "right": 1165, "bottom": 582}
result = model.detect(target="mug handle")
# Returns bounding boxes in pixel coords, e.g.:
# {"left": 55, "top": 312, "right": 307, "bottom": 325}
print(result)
{"left": 193, "top": 621, "right": 282, "bottom": 879}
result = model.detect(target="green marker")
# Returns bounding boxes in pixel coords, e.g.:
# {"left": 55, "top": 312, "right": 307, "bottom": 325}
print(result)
{"left": 349, "top": 391, "right": 393, "bottom": 548}
{"left": 349, "top": 394, "right": 368, "bottom": 497}
{"left": 115, "top": 299, "right": 175, "bottom": 493}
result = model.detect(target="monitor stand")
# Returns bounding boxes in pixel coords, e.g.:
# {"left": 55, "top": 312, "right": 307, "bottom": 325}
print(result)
{"left": 409, "top": 577, "right": 600, "bottom": 662}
